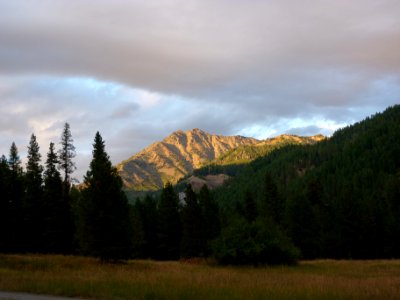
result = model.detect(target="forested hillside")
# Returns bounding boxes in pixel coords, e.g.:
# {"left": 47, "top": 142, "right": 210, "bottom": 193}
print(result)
{"left": 213, "top": 105, "right": 400, "bottom": 259}
{"left": 193, "top": 134, "right": 324, "bottom": 177}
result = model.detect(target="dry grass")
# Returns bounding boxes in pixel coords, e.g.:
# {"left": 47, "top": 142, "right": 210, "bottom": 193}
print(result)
{"left": 0, "top": 255, "right": 400, "bottom": 299}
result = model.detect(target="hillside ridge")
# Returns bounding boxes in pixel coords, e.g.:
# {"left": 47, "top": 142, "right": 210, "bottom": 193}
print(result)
{"left": 117, "top": 128, "right": 259, "bottom": 191}
{"left": 117, "top": 128, "right": 324, "bottom": 191}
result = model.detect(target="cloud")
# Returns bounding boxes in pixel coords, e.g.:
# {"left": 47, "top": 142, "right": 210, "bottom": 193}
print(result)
{"left": 1, "top": 1, "right": 400, "bottom": 97}
{"left": 0, "top": 0, "right": 399, "bottom": 180}
{"left": 285, "top": 126, "right": 324, "bottom": 137}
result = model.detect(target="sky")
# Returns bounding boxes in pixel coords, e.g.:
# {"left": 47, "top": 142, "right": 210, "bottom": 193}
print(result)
{"left": 0, "top": 0, "right": 399, "bottom": 182}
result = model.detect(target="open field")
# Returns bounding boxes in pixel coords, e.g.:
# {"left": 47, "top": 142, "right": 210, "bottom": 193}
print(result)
{"left": 0, "top": 255, "right": 400, "bottom": 300}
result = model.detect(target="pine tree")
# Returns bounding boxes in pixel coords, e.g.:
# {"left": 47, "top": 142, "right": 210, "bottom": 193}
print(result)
{"left": 58, "top": 123, "right": 76, "bottom": 190}
{"left": 0, "top": 155, "right": 8, "bottom": 193}
{"left": 7, "top": 143, "right": 24, "bottom": 252}
{"left": 198, "top": 184, "right": 220, "bottom": 251}
{"left": 58, "top": 123, "right": 77, "bottom": 253}
{"left": 25, "top": 135, "right": 43, "bottom": 199}
{"left": 0, "top": 155, "right": 10, "bottom": 252}
{"left": 156, "top": 182, "right": 181, "bottom": 260}
{"left": 262, "top": 173, "right": 283, "bottom": 223}
{"left": 135, "top": 195, "right": 158, "bottom": 259}
{"left": 24, "top": 134, "right": 44, "bottom": 252}
{"left": 243, "top": 190, "right": 258, "bottom": 223}
{"left": 130, "top": 201, "right": 145, "bottom": 258}
{"left": 287, "top": 194, "right": 320, "bottom": 259}
{"left": 9, "top": 142, "right": 22, "bottom": 174}
{"left": 181, "top": 184, "right": 205, "bottom": 258}
{"left": 78, "top": 132, "right": 132, "bottom": 261}
{"left": 383, "top": 173, "right": 400, "bottom": 256}
{"left": 43, "top": 142, "right": 73, "bottom": 253}
{"left": 44, "top": 143, "right": 60, "bottom": 183}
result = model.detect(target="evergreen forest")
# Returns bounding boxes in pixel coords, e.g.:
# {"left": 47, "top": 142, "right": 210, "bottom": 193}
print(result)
{"left": 0, "top": 105, "right": 399, "bottom": 265}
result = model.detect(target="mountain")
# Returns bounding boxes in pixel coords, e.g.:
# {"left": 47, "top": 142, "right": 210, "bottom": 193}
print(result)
{"left": 117, "top": 128, "right": 324, "bottom": 192}
{"left": 116, "top": 128, "right": 259, "bottom": 191}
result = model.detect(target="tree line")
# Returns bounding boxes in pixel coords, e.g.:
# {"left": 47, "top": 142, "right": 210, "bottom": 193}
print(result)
{"left": 0, "top": 126, "right": 134, "bottom": 261}
{"left": 0, "top": 124, "right": 76, "bottom": 254}
{"left": 1, "top": 124, "right": 294, "bottom": 264}
{"left": 0, "top": 122, "right": 297, "bottom": 264}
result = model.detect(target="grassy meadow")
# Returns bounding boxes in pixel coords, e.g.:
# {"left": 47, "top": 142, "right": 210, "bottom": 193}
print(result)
{"left": 0, "top": 255, "right": 399, "bottom": 300}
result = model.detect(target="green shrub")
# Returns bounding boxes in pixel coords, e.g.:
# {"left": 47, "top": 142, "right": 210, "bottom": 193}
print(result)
{"left": 212, "top": 218, "right": 299, "bottom": 266}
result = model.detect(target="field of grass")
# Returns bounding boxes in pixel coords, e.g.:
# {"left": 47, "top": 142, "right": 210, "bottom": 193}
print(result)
{"left": 0, "top": 255, "right": 400, "bottom": 299}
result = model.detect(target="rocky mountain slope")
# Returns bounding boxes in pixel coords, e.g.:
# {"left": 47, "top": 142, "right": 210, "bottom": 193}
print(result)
{"left": 116, "top": 129, "right": 258, "bottom": 191}
{"left": 117, "top": 128, "right": 324, "bottom": 192}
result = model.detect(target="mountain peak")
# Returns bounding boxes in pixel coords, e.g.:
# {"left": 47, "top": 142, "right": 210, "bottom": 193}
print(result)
{"left": 189, "top": 128, "right": 205, "bottom": 133}
{"left": 117, "top": 129, "right": 325, "bottom": 192}
{"left": 117, "top": 129, "right": 259, "bottom": 191}
{"left": 168, "top": 128, "right": 207, "bottom": 139}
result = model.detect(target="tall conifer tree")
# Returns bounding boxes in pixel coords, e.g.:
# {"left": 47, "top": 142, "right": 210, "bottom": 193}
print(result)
{"left": 78, "top": 132, "right": 132, "bottom": 261}
{"left": 9, "top": 142, "right": 22, "bottom": 175}
{"left": 7, "top": 143, "right": 24, "bottom": 252}
{"left": 24, "top": 134, "right": 44, "bottom": 252}
{"left": 243, "top": 190, "right": 258, "bottom": 223}
{"left": 0, "top": 155, "right": 10, "bottom": 252}
{"left": 262, "top": 173, "right": 283, "bottom": 223}
{"left": 135, "top": 195, "right": 158, "bottom": 258}
{"left": 181, "top": 184, "right": 205, "bottom": 258}
{"left": 43, "top": 142, "right": 73, "bottom": 253}
{"left": 198, "top": 184, "right": 220, "bottom": 254}
{"left": 58, "top": 123, "right": 76, "bottom": 252}
{"left": 58, "top": 123, "right": 76, "bottom": 190}
{"left": 0, "top": 155, "right": 8, "bottom": 198}
{"left": 157, "top": 182, "right": 181, "bottom": 260}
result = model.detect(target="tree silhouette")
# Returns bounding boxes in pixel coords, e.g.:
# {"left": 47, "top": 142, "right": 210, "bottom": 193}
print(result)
{"left": 78, "top": 132, "right": 133, "bottom": 261}
{"left": 0, "top": 155, "right": 10, "bottom": 252}
{"left": 134, "top": 195, "right": 158, "bottom": 258}
{"left": 243, "top": 190, "right": 258, "bottom": 223}
{"left": 6, "top": 143, "right": 24, "bottom": 252}
{"left": 58, "top": 124, "right": 77, "bottom": 253}
{"left": 156, "top": 182, "right": 181, "bottom": 260}
{"left": 262, "top": 173, "right": 283, "bottom": 223}
{"left": 24, "top": 134, "right": 44, "bottom": 252}
{"left": 43, "top": 142, "right": 74, "bottom": 253}
{"left": 198, "top": 184, "right": 220, "bottom": 254}
{"left": 181, "top": 184, "right": 205, "bottom": 258}
{"left": 58, "top": 123, "right": 76, "bottom": 190}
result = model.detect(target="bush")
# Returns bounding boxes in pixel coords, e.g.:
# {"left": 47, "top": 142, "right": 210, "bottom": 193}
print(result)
{"left": 212, "top": 218, "right": 299, "bottom": 266}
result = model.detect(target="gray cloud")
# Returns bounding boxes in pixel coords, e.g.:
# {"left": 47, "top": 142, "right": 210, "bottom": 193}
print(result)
{"left": 110, "top": 103, "right": 140, "bottom": 119}
{"left": 0, "top": 0, "right": 399, "bottom": 180}
{"left": 1, "top": 1, "right": 400, "bottom": 97}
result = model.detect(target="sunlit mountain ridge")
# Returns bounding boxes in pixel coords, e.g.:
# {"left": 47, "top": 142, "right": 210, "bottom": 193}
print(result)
{"left": 117, "top": 128, "right": 324, "bottom": 191}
